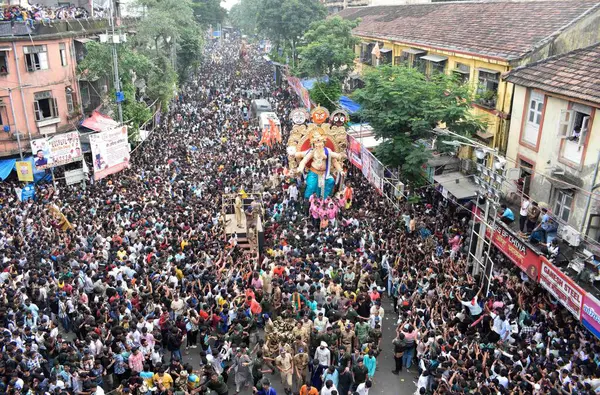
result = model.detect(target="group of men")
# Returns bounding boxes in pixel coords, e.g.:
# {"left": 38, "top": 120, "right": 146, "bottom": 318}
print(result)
{"left": 0, "top": 36, "right": 598, "bottom": 395}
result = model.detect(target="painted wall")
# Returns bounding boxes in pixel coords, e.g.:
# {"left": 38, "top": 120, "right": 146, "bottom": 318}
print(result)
{"left": 356, "top": 38, "right": 512, "bottom": 152}
{"left": 506, "top": 85, "right": 600, "bottom": 232}
{"left": 0, "top": 38, "right": 80, "bottom": 157}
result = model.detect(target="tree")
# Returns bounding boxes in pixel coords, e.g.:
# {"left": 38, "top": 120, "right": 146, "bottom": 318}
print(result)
{"left": 309, "top": 80, "right": 341, "bottom": 113}
{"left": 256, "top": 0, "right": 326, "bottom": 64}
{"left": 192, "top": 0, "right": 226, "bottom": 27}
{"left": 296, "top": 16, "right": 359, "bottom": 80}
{"left": 229, "top": 0, "right": 260, "bottom": 36}
{"left": 354, "top": 65, "right": 486, "bottom": 183}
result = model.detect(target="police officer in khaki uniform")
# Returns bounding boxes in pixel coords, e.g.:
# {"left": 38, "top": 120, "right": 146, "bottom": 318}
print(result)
{"left": 293, "top": 347, "right": 310, "bottom": 388}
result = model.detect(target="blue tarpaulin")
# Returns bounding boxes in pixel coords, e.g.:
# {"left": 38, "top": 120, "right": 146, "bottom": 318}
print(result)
{"left": 0, "top": 156, "right": 51, "bottom": 183}
{"left": 0, "top": 158, "right": 16, "bottom": 180}
{"left": 301, "top": 76, "right": 329, "bottom": 90}
{"left": 340, "top": 95, "right": 361, "bottom": 114}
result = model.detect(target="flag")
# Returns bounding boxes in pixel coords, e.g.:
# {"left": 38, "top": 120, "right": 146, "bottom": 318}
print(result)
{"left": 268, "top": 119, "right": 282, "bottom": 143}
{"left": 48, "top": 204, "right": 73, "bottom": 231}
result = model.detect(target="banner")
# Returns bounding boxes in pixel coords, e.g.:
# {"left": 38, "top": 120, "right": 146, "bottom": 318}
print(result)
{"left": 483, "top": 222, "right": 541, "bottom": 281}
{"left": 30, "top": 131, "right": 83, "bottom": 170}
{"left": 89, "top": 126, "right": 131, "bottom": 181}
{"left": 286, "top": 76, "right": 311, "bottom": 111}
{"left": 347, "top": 135, "right": 363, "bottom": 170}
{"left": 582, "top": 294, "right": 600, "bottom": 339}
{"left": 539, "top": 258, "right": 584, "bottom": 318}
{"left": 361, "top": 145, "right": 371, "bottom": 180}
{"left": 15, "top": 161, "right": 34, "bottom": 182}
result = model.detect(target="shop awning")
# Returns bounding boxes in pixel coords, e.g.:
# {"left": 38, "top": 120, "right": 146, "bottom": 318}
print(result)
{"left": 402, "top": 48, "right": 425, "bottom": 55}
{"left": 380, "top": 48, "right": 392, "bottom": 53}
{"left": 434, "top": 172, "right": 478, "bottom": 200}
{"left": 421, "top": 54, "right": 448, "bottom": 62}
{"left": 81, "top": 110, "right": 119, "bottom": 132}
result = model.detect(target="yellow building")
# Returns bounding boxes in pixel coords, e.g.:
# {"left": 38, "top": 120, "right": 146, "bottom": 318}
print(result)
{"left": 337, "top": 0, "right": 600, "bottom": 153}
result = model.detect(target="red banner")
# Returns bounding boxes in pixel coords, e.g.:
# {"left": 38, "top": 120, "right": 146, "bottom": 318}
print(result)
{"left": 539, "top": 258, "right": 584, "bottom": 318}
{"left": 347, "top": 135, "right": 363, "bottom": 170}
{"left": 484, "top": 222, "right": 541, "bottom": 281}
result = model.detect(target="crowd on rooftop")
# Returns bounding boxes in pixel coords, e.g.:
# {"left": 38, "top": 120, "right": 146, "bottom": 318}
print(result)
{"left": 1, "top": 4, "right": 108, "bottom": 24}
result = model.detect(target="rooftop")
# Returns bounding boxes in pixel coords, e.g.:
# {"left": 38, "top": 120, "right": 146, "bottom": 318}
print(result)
{"left": 504, "top": 43, "right": 600, "bottom": 106}
{"left": 335, "top": 0, "right": 600, "bottom": 61}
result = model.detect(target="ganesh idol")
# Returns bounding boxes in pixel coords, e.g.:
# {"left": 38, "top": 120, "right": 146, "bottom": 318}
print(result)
{"left": 286, "top": 106, "right": 348, "bottom": 199}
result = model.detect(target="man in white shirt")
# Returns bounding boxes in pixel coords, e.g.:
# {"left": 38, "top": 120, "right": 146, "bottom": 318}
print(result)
{"left": 519, "top": 197, "right": 530, "bottom": 234}
{"left": 356, "top": 379, "right": 372, "bottom": 395}
{"left": 314, "top": 342, "right": 331, "bottom": 367}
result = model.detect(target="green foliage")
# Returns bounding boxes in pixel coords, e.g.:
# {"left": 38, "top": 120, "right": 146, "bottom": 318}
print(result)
{"left": 297, "top": 16, "right": 359, "bottom": 80}
{"left": 192, "top": 0, "right": 226, "bottom": 26}
{"left": 354, "top": 65, "right": 485, "bottom": 183}
{"left": 228, "top": 0, "right": 260, "bottom": 35}
{"left": 77, "top": 0, "right": 203, "bottom": 131}
{"left": 255, "top": 0, "right": 326, "bottom": 64}
{"left": 309, "top": 80, "right": 341, "bottom": 113}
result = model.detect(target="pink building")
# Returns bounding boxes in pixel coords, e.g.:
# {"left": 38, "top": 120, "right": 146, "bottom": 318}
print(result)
{"left": 0, "top": 18, "right": 115, "bottom": 158}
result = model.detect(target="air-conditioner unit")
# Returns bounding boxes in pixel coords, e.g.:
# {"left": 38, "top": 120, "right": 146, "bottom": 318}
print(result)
{"left": 559, "top": 224, "right": 581, "bottom": 247}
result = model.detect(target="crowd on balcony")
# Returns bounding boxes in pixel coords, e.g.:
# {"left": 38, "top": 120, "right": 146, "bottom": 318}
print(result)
{"left": 0, "top": 4, "right": 108, "bottom": 24}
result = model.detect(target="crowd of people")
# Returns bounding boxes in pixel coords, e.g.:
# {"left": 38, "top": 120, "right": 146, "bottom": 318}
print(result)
{"left": 0, "top": 37, "right": 598, "bottom": 395}
{"left": 1, "top": 4, "right": 106, "bottom": 24}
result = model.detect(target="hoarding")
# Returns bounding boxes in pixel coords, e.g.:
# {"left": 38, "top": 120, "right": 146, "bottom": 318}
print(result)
{"left": 89, "top": 126, "right": 130, "bottom": 180}
{"left": 30, "top": 131, "right": 83, "bottom": 170}
{"left": 539, "top": 258, "right": 584, "bottom": 318}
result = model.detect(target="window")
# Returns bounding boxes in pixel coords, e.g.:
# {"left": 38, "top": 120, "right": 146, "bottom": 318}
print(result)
{"left": 59, "top": 43, "right": 68, "bottom": 66}
{"left": 518, "top": 158, "right": 534, "bottom": 197}
{"left": 80, "top": 84, "right": 91, "bottom": 108}
{"left": 558, "top": 105, "right": 590, "bottom": 148}
{"left": 33, "top": 91, "right": 59, "bottom": 121}
{"left": 415, "top": 55, "right": 427, "bottom": 74}
{"left": 395, "top": 52, "right": 410, "bottom": 66}
{"left": 66, "top": 87, "right": 74, "bottom": 113}
{"left": 522, "top": 90, "right": 544, "bottom": 146}
{"left": 453, "top": 62, "right": 470, "bottom": 84}
{"left": 380, "top": 48, "right": 392, "bottom": 65}
{"left": 24, "top": 45, "right": 48, "bottom": 72}
{"left": 0, "top": 51, "right": 8, "bottom": 75}
{"left": 477, "top": 69, "right": 500, "bottom": 108}
{"left": 0, "top": 102, "right": 7, "bottom": 127}
{"left": 554, "top": 189, "right": 573, "bottom": 223}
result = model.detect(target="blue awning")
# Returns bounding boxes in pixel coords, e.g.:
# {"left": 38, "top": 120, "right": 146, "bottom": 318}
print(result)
{"left": 0, "top": 158, "right": 16, "bottom": 180}
{"left": 340, "top": 95, "right": 361, "bottom": 114}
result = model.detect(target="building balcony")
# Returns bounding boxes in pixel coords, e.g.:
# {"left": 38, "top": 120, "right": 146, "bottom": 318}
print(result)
{"left": 0, "top": 18, "right": 137, "bottom": 38}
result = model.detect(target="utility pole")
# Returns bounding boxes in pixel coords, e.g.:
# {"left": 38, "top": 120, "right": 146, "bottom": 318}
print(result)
{"left": 109, "top": 0, "right": 123, "bottom": 125}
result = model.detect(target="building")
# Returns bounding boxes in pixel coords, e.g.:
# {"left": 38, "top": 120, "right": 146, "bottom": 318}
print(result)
{"left": 504, "top": 43, "right": 600, "bottom": 247}
{"left": 0, "top": 19, "right": 115, "bottom": 158}
{"left": 336, "top": 1, "right": 600, "bottom": 153}
{"left": 321, "top": 0, "right": 429, "bottom": 14}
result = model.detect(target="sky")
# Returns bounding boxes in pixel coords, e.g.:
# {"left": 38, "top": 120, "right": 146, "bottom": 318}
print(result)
{"left": 222, "top": 0, "right": 238, "bottom": 10}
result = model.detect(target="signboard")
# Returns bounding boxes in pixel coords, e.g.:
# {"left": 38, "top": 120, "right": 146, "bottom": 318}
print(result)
{"left": 582, "top": 294, "right": 600, "bottom": 339}
{"left": 64, "top": 168, "right": 86, "bottom": 186}
{"left": 539, "top": 258, "right": 584, "bottom": 318}
{"left": 347, "top": 135, "right": 363, "bottom": 170}
{"left": 89, "top": 126, "right": 130, "bottom": 180}
{"left": 15, "top": 161, "right": 34, "bottom": 182}
{"left": 483, "top": 221, "right": 541, "bottom": 281}
{"left": 30, "top": 131, "right": 83, "bottom": 170}
{"left": 286, "top": 76, "right": 312, "bottom": 111}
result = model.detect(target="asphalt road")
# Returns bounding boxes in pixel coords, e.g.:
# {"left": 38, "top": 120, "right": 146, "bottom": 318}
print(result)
{"left": 176, "top": 298, "right": 417, "bottom": 395}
